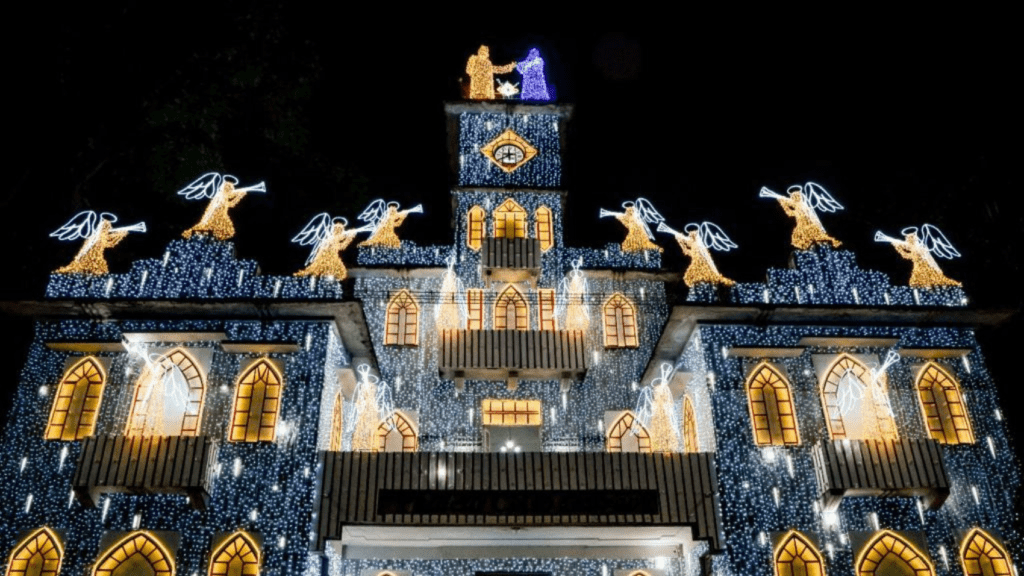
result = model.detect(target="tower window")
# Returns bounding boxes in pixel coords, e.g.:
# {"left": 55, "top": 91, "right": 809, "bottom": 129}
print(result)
{"left": 960, "top": 528, "right": 1012, "bottom": 576}
{"left": 855, "top": 530, "right": 935, "bottom": 576}
{"left": 747, "top": 362, "right": 800, "bottom": 446}
{"left": 467, "top": 205, "right": 485, "bottom": 250}
{"left": 45, "top": 356, "right": 105, "bottom": 440}
{"left": 774, "top": 530, "right": 826, "bottom": 576}
{"left": 126, "top": 347, "right": 205, "bottom": 437}
{"left": 535, "top": 205, "right": 553, "bottom": 251}
{"left": 467, "top": 289, "right": 484, "bottom": 330}
{"left": 5, "top": 526, "right": 62, "bottom": 576}
{"left": 917, "top": 362, "right": 973, "bottom": 444}
{"left": 229, "top": 359, "right": 283, "bottom": 443}
{"left": 209, "top": 531, "right": 261, "bottom": 576}
{"left": 377, "top": 410, "right": 418, "bottom": 452}
{"left": 538, "top": 289, "right": 557, "bottom": 331}
{"left": 606, "top": 410, "right": 651, "bottom": 453}
{"left": 92, "top": 532, "right": 174, "bottom": 576}
{"left": 682, "top": 396, "right": 699, "bottom": 453}
{"left": 821, "top": 354, "right": 897, "bottom": 440}
{"left": 494, "top": 284, "right": 528, "bottom": 330}
{"left": 385, "top": 290, "right": 419, "bottom": 346}
{"left": 493, "top": 198, "right": 527, "bottom": 239}
{"left": 602, "top": 293, "right": 638, "bottom": 348}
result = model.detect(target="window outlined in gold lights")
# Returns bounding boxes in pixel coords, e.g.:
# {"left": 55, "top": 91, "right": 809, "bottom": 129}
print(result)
{"left": 482, "top": 399, "right": 542, "bottom": 426}
{"left": 92, "top": 531, "right": 175, "bottom": 576}
{"left": 467, "top": 205, "right": 485, "bottom": 251}
{"left": 602, "top": 293, "right": 638, "bottom": 348}
{"left": 855, "top": 530, "right": 935, "bottom": 576}
{"left": 682, "top": 396, "right": 699, "bottom": 453}
{"left": 126, "top": 347, "right": 206, "bottom": 438}
{"left": 229, "top": 358, "right": 283, "bottom": 443}
{"left": 960, "top": 528, "right": 1013, "bottom": 576}
{"left": 747, "top": 362, "right": 800, "bottom": 446}
{"left": 494, "top": 284, "right": 529, "bottom": 330}
{"left": 606, "top": 410, "right": 651, "bottom": 453}
{"left": 479, "top": 128, "right": 538, "bottom": 174}
{"left": 467, "top": 289, "right": 484, "bottom": 330}
{"left": 917, "top": 362, "right": 974, "bottom": 444}
{"left": 376, "top": 410, "right": 418, "bottom": 452}
{"left": 45, "top": 356, "right": 106, "bottom": 440}
{"left": 208, "top": 531, "right": 260, "bottom": 576}
{"left": 535, "top": 205, "right": 553, "bottom": 251}
{"left": 329, "top": 391, "right": 344, "bottom": 452}
{"left": 384, "top": 290, "right": 419, "bottom": 346}
{"left": 492, "top": 198, "right": 527, "bottom": 239}
{"left": 5, "top": 526, "right": 63, "bottom": 576}
{"left": 538, "top": 288, "right": 557, "bottom": 331}
{"left": 774, "top": 530, "right": 826, "bottom": 576}
{"left": 821, "top": 354, "right": 897, "bottom": 441}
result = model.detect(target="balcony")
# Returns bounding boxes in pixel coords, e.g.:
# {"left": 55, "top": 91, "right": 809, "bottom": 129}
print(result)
{"left": 439, "top": 329, "right": 587, "bottom": 388}
{"left": 315, "top": 451, "right": 724, "bottom": 552}
{"left": 811, "top": 437, "right": 949, "bottom": 511}
{"left": 481, "top": 237, "right": 541, "bottom": 285}
{"left": 73, "top": 435, "right": 218, "bottom": 510}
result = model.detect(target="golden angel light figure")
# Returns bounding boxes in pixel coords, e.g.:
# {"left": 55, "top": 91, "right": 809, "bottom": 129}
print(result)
{"left": 636, "top": 363, "right": 680, "bottom": 453}
{"left": 466, "top": 45, "right": 516, "bottom": 100}
{"left": 599, "top": 197, "right": 664, "bottom": 252}
{"left": 51, "top": 211, "right": 146, "bottom": 275}
{"left": 760, "top": 182, "right": 843, "bottom": 250}
{"left": 179, "top": 172, "right": 266, "bottom": 240}
{"left": 657, "top": 221, "right": 737, "bottom": 287}
{"left": 875, "top": 224, "right": 962, "bottom": 288}
{"left": 292, "top": 213, "right": 372, "bottom": 280}
{"left": 356, "top": 199, "right": 423, "bottom": 249}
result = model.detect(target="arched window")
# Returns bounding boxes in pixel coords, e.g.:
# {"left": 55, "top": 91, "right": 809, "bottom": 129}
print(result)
{"left": 329, "top": 391, "right": 344, "bottom": 452}
{"left": 917, "top": 362, "right": 973, "bottom": 444}
{"left": 5, "top": 526, "right": 62, "bottom": 576}
{"left": 682, "top": 396, "right": 699, "bottom": 453}
{"left": 209, "top": 531, "right": 260, "bottom": 576}
{"left": 127, "top": 347, "right": 205, "bottom": 437}
{"left": 92, "top": 531, "right": 175, "bottom": 576}
{"left": 493, "top": 198, "right": 526, "bottom": 239}
{"left": 603, "top": 293, "right": 638, "bottom": 348}
{"left": 46, "top": 357, "right": 105, "bottom": 440}
{"left": 494, "top": 284, "right": 528, "bottom": 330}
{"left": 384, "top": 290, "right": 419, "bottom": 346}
{"left": 376, "top": 410, "right": 418, "bottom": 452}
{"left": 606, "top": 410, "right": 651, "bottom": 453}
{"left": 467, "top": 205, "right": 485, "bottom": 250}
{"left": 747, "top": 363, "right": 800, "bottom": 446}
{"left": 960, "top": 528, "right": 1012, "bottom": 576}
{"left": 821, "top": 355, "right": 897, "bottom": 440}
{"left": 535, "top": 205, "right": 553, "bottom": 251}
{"left": 774, "top": 530, "right": 826, "bottom": 576}
{"left": 229, "top": 359, "right": 283, "bottom": 443}
{"left": 855, "top": 530, "right": 935, "bottom": 576}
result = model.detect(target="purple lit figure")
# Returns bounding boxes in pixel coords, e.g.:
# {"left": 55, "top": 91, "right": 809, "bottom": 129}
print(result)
{"left": 516, "top": 48, "right": 551, "bottom": 101}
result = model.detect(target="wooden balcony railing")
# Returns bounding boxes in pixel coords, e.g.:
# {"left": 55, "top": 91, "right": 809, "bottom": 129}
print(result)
{"left": 439, "top": 329, "right": 587, "bottom": 382}
{"left": 481, "top": 237, "right": 541, "bottom": 284}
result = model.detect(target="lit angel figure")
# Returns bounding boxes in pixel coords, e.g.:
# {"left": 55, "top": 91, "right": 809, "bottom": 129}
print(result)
{"left": 124, "top": 342, "right": 191, "bottom": 437}
{"left": 351, "top": 365, "right": 394, "bottom": 452}
{"left": 179, "top": 172, "right": 266, "bottom": 240}
{"left": 558, "top": 257, "right": 590, "bottom": 331}
{"left": 875, "top": 224, "right": 962, "bottom": 288}
{"left": 516, "top": 48, "right": 551, "bottom": 101}
{"left": 599, "top": 197, "right": 664, "bottom": 252}
{"left": 760, "top": 182, "right": 843, "bottom": 249}
{"left": 835, "top": 351, "right": 899, "bottom": 439}
{"left": 291, "top": 213, "right": 371, "bottom": 279}
{"left": 657, "top": 221, "right": 736, "bottom": 287}
{"left": 356, "top": 199, "right": 423, "bottom": 249}
{"left": 435, "top": 254, "right": 466, "bottom": 331}
{"left": 636, "top": 363, "right": 680, "bottom": 453}
{"left": 51, "top": 211, "right": 146, "bottom": 275}
{"left": 466, "top": 45, "right": 516, "bottom": 100}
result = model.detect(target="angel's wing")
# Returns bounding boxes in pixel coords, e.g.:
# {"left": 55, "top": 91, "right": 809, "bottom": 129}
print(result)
{"left": 634, "top": 197, "right": 665, "bottom": 225}
{"left": 50, "top": 211, "right": 98, "bottom": 241}
{"left": 920, "top": 223, "right": 961, "bottom": 259}
{"left": 177, "top": 172, "right": 223, "bottom": 200}
{"left": 358, "top": 199, "right": 388, "bottom": 230}
{"left": 699, "top": 222, "right": 738, "bottom": 252}
{"left": 292, "top": 213, "right": 333, "bottom": 246}
{"left": 804, "top": 182, "right": 844, "bottom": 213}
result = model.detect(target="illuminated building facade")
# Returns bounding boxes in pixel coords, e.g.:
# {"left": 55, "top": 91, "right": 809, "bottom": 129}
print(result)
{"left": 1, "top": 52, "right": 1020, "bottom": 576}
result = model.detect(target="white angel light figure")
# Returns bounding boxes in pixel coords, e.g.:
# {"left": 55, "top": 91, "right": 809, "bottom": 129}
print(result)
{"left": 558, "top": 257, "right": 590, "bottom": 331}
{"left": 760, "top": 182, "right": 843, "bottom": 249}
{"left": 51, "top": 211, "right": 146, "bottom": 275}
{"left": 179, "top": 172, "right": 266, "bottom": 240}
{"left": 436, "top": 254, "right": 466, "bottom": 331}
{"left": 599, "top": 197, "right": 664, "bottom": 252}
{"left": 875, "top": 224, "right": 962, "bottom": 288}
{"left": 356, "top": 199, "right": 423, "bottom": 249}
{"left": 657, "top": 221, "right": 737, "bottom": 287}
{"left": 636, "top": 363, "right": 680, "bottom": 453}
{"left": 292, "top": 213, "right": 371, "bottom": 280}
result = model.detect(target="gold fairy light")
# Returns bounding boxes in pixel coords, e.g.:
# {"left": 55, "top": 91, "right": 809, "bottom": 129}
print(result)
{"left": 760, "top": 183, "right": 842, "bottom": 250}
{"left": 648, "top": 383, "right": 680, "bottom": 453}
{"left": 51, "top": 211, "right": 146, "bottom": 275}
{"left": 658, "top": 221, "right": 736, "bottom": 287}
{"left": 599, "top": 198, "right": 664, "bottom": 253}
{"left": 465, "top": 45, "right": 516, "bottom": 100}
{"left": 435, "top": 256, "right": 464, "bottom": 331}
{"left": 356, "top": 200, "right": 422, "bottom": 249}
{"left": 292, "top": 215, "right": 370, "bottom": 280}
{"left": 876, "top": 224, "right": 962, "bottom": 288}
{"left": 479, "top": 129, "right": 538, "bottom": 174}
{"left": 351, "top": 378, "right": 379, "bottom": 452}
{"left": 179, "top": 173, "right": 266, "bottom": 241}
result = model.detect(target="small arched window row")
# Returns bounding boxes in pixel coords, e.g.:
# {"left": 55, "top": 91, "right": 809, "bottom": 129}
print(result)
{"left": 465, "top": 201, "right": 555, "bottom": 250}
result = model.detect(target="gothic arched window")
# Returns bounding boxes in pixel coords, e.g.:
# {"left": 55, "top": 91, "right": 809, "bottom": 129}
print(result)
{"left": 602, "top": 293, "right": 638, "bottom": 348}
{"left": 535, "top": 205, "right": 553, "bottom": 251}
{"left": 5, "top": 526, "right": 62, "bottom": 576}
{"left": 821, "top": 354, "right": 897, "bottom": 440}
{"left": 467, "top": 205, "right": 485, "bottom": 250}
{"left": 606, "top": 410, "right": 651, "bottom": 453}
{"left": 127, "top": 347, "right": 205, "bottom": 437}
{"left": 329, "top": 391, "right": 344, "bottom": 452}
{"left": 45, "top": 356, "right": 105, "bottom": 440}
{"left": 747, "top": 362, "right": 800, "bottom": 446}
{"left": 493, "top": 198, "right": 526, "bottom": 239}
{"left": 774, "top": 530, "right": 826, "bottom": 576}
{"left": 960, "top": 528, "right": 1012, "bottom": 576}
{"left": 682, "top": 396, "right": 699, "bottom": 453}
{"left": 229, "top": 359, "right": 283, "bottom": 443}
{"left": 855, "top": 530, "right": 935, "bottom": 576}
{"left": 384, "top": 290, "right": 419, "bottom": 346}
{"left": 209, "top": 531, "right": 260, "bottom": 576}
{"left": 92, "top": 531, "right": 174, "bottom": 576}
{"left": 376, "top": 410, "right": 418, "bottom": 452}
{"left": 917, "top": 362, "right": 973, "bottom": 444}
{"left": 494, "top": 284, "right": 528, "bottom": 330}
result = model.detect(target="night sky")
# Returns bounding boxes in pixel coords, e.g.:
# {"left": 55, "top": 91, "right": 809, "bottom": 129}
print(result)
{"left": 2, "top": 10, "right": 1021, "bottom": 505}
